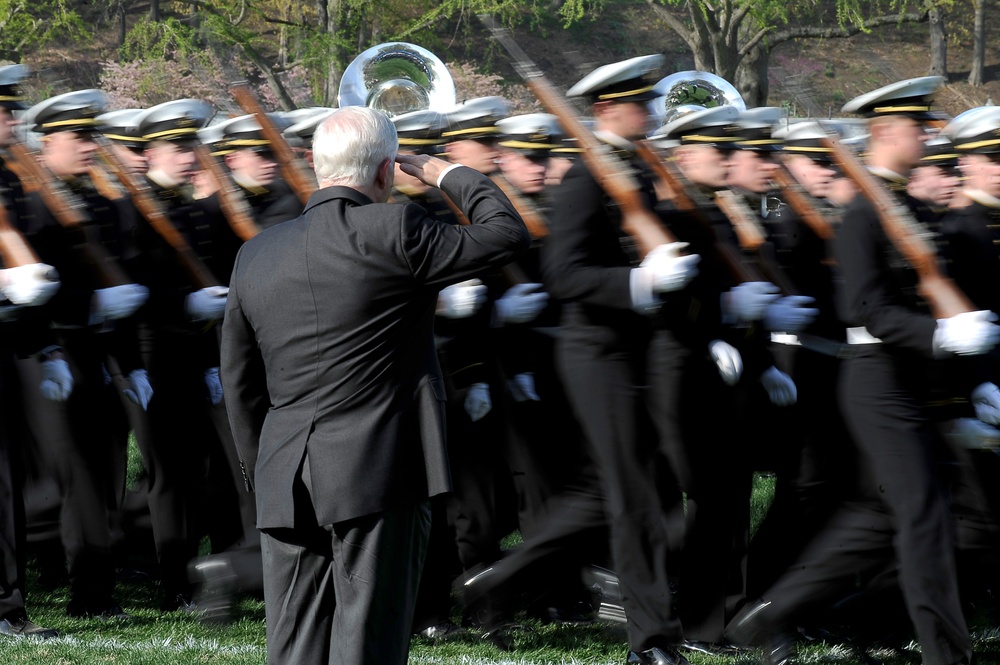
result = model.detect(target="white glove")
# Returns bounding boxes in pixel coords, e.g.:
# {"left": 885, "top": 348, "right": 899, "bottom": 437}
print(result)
{"left": 949, "top": 417, "right": 1000, "bottom": 450}
{"left": 437, "top": 279, "right": 487, "bottom": 319}
{"left": 40, "top": 358, "right": 73, "bottom": 401}
{"left": 464, "top": 382, "right": 492, "bottom": 422}
{"left": 91, "top": 284, "right": 149, "bottom": 323}
{"left": 761, "top": 365, "right": 797, "bottom": 406}
{"left": 123, "top": 368, "right": 153, "bottom": 411}
{"left": 972, "top": 382, "right": 1000, "bottom": 426}
{"left": 724, "top": 282, "right": 781, "bottom": 323}
{"left": 1, "top": 264, "right": 60, "bottom": 306}
{"left": 185, "top": 286, "right": 229, "bottom": 322}
{"left": 508, "top": 372, "right": 540, "bottom": 402}
{"left": 495, "top": 283, "right": 549, "bottom": 325}
{"left": 708, "top": 340, "right": 743, "bottom": 386}
{"left": 205, "top": 367, "right": 224, "bottom": 406}
{"left": 763, "top": 295, "right": 819, "bottom": 333}
{"left": 638, "top": 242, "right": 701, "bottom": 293}
{"left": 932, "top": 310, "right": 1000, "bottom": 356}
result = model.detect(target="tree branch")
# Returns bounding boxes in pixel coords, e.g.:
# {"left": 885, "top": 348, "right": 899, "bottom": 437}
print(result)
{"left": 738, "top": 24, "right": 774, "bottom": 56}
{"left": 767, "top": 11, "right": 929, "bottom": 48}
{"left": 646, "top": 0, "right": 697, "bottom": 52}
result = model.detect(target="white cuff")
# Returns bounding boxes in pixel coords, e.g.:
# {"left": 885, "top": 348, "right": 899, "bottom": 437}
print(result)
{"left": 630, "top": 267, "right": 660, "bottom": 313}
{"left": 436, "top": 163, "right": 465, "bottom": 188}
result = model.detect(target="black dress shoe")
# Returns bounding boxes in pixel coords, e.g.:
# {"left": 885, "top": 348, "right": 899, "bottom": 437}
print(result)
{"left": 762, "top": 633, "right": 796, "bottom": 665}
{"left": 626, "top": 646, "right": 692, "bottom": 665}
{"left": 416, "top": 621, "right": 465, "bottom": 640}
{"left": 190, "top": 558, "right": 238, "bottom": 625}
{"left": 0, "top": 613, "right": 59, "bottom": 639}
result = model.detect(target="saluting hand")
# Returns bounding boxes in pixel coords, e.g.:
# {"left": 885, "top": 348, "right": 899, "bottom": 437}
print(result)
{"left": 394, "top": 153, "right": 455, "bottom": 188}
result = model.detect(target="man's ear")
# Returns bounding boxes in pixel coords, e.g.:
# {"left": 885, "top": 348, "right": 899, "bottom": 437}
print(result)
{"left": 375, "top": 157, "right": 393, "bottom": 189}
{"left": 224, "top": 152, "right": 238, "bottom": 169}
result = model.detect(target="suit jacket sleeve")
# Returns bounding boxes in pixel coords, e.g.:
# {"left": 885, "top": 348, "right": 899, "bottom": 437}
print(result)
{"left": 220, "top": 247, "right": 269, "bottom": 492}
{"left": 399, "top": 166, "right": 530, "bottom": 288}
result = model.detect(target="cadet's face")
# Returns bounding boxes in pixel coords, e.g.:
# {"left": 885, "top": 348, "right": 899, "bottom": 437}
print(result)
{"left": 0, "top": 108, "right": 18, "bottom": 147}
{"left": 726, "top": 148, "right": 779, "bottom": 193}
{"left": 784, "top": 154, "right": 836, "bottom": 199}
{"left": 910, "top": 164, "right": 961, "bottom": 207}
{"left": 878, "top": 116, "right": 929, "bottom": 169}
{"left": 112, "top": 143, "right": 147, "bottom": 175}
{"left": 960, "top": 153, "right": 1000, "bottom": 198}
{"left": 675, "top": 144, "right": 729, "bottom": 189}
{"left": 229, "top": 148, "right": 277, "bottom": 186}
{"left": 43, "top": 130, "right": 97, "bottom": 178}
{"left": 499, "top": 149, "right": 550, "bottom": 194}
{"left": 147, "top": 142, "right": 196, "bottom": 184}
{"left": 446, "top": 138, "right": 498, "bottom": 174}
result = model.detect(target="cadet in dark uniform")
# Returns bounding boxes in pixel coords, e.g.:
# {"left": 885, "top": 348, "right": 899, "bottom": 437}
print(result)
{"left": 127, "top": 98, "right": 237, "bottom": 610}
{"left": 0, "top": 65, "right": 62, "bottom": 638}
{"left": 463, "top": 55, "right": 701, "bottom": 665}
{"left": 20, "top": 89, "right": 150, "bottom": 619}
{"left": 728, "top": 77, "right": 988, "bottom": 665}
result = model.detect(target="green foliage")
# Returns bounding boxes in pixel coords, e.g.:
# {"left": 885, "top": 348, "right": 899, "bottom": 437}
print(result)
{"left": 558, "top": 0, "right": 608, "bottom": 26}
{"left": 120, "top": 16, "right": 203, "bottom": 62}
{"left": 0, "top": 0, "right": 88, "bottom": 57}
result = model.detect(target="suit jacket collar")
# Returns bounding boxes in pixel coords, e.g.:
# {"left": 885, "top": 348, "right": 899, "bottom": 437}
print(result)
{"left": 304, "top": 186, "right": 373, "bottom": 213}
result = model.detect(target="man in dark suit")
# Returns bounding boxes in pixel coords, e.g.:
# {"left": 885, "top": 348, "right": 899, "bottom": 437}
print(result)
{"left": 221, "top": 106, "right": 528, "bottom": 665}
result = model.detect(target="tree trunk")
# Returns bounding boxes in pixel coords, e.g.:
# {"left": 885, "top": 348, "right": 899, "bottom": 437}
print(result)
{"left": 323, "top": 0, "right": 341, "bottom": 106}
{"left": 735, "top": 42, "right": 768, "bottom": 107}
{"left": 928, "top": 7, "right": 947, "bottom": 78}
{"left": 150, "top": 0, "right": 161, "bottom": 22}
{"left": 969, "top": 0, "right": 985, "bottom": 85}
{"left": 117, "top": 1, "right": 127, "bottom": 46}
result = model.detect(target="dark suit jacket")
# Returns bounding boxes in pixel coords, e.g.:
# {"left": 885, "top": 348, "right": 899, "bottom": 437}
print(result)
{"left": 221, "top": 166, "right": 529, "bottom": 529}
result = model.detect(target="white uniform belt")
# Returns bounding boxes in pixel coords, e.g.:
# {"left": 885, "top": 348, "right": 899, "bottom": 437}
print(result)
{"left": 770, "top": 333, "right": 801, "bottom": 346}
{"left": 847, "top": 326, "right": 882, "bottom": 345}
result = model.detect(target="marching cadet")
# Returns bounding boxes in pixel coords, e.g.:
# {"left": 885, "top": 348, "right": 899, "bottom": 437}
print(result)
{"left": 743, "top": 120, "right": 860, "bottom": 600}
{"left": 282, "top": 107, "right": 335, "bottom": 169}
{"left": 728, "top": 77, "right": 989, "bottom": 665}
{"left": 0, "top": 63, "right": 62, "bottom": 638}
{"left": 126, "top": 98, "right": 242, "bottom": 611}
{"left": 463, "top": 55, "right": 701, "bottom": 665}
{"left": 97, "top": 108, "right": 148, "bottom": 176}
{"left": 909, "top": 136, "right": 962, "bottom": 214}
{"left": 443, "top": 96, "right": 509, "bottom": 175}
{"left": 19, "top": 89, "right": 150, "bottom": 620}
{"left": 205, "top": 113, "right": 303, "bottom": 233}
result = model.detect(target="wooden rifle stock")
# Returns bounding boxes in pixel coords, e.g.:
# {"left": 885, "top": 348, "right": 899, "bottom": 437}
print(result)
{"left": 0, "top": 200, "right": 43, "bottom": 269}
{"left": 488, "top": 174, "right": 549, "bottom": 240}
{"left": 229, "top": 84, "right": 316, "bottom": 206}
{"left": 632, "top": 140, "right": 760, "bottom": 285}
{"left": 714, "top": 189, "right": 800, "bottom": 295}
{"left": 822, "top": 135, "right": 973, "bottom": 318}
{"left": 6, "top": 143, "right": 130, "bottom": 287}
{"left": 89, "top": 163, "right": 128, "bottom": 201}
{"left": 770, "top": 166, "right": 835, "bottom": 241}
{"left": 94, "top": 138, "right": 221, "bottom": 289}
{"left": 478, "top": 14, "right": 675, "bottom": 258}
{"left": 193, "top": 145, "right": 261, "bottom": 242}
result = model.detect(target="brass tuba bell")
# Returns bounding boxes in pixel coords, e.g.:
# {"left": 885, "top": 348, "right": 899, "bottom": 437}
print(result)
{"left": 650, "top": 70, "right": 746, "bottom": 128}
{"left": 337, "top": 42, "right": 456, "bottom": 117}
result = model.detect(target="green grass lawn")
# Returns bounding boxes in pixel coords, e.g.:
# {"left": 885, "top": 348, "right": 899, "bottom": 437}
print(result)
{"left": 6, "top": 474, "right": 1000, "bottom": 664}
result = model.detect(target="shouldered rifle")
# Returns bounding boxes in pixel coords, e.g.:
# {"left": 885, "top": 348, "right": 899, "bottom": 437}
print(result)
{"left": 6, "top": 143, "right": 130, "bottom": 286}
{"left": 478, "top": 14, "right": 676, "bottom": 258}
{"left": 94, "top": 136, "right": 221, "bottom": 289}
{"left": 193, "top": 145, "right": 261, "bottom": 242}
{"left": 770, "top": 166, "right": 835, "bottom": 242}
{"left": 488, "top": 174, "right": 549, "bottom": 240}
{"left": 229, "top": 84, "right": 316, "bottom": 206}
{"left": 0, "top": 194, "right": 45, "bottom": 269}
{"left": 633, "top": 139, "right": 770, "bottom": 286}
{"left": 821, "top": 134, "right": 973, "bottom": 319}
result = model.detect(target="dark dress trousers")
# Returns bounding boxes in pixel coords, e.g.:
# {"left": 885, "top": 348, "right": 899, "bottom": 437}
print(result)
{"left": 221, "top": 165, "right": 528, "bottom": 665}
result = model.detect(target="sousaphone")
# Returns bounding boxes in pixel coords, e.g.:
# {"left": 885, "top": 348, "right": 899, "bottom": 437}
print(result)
{"left": 650, "top": 70, "right": 746, "bottom": 128}
{"left": 338, "top": 42, "right": 456, "bottom": 117}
